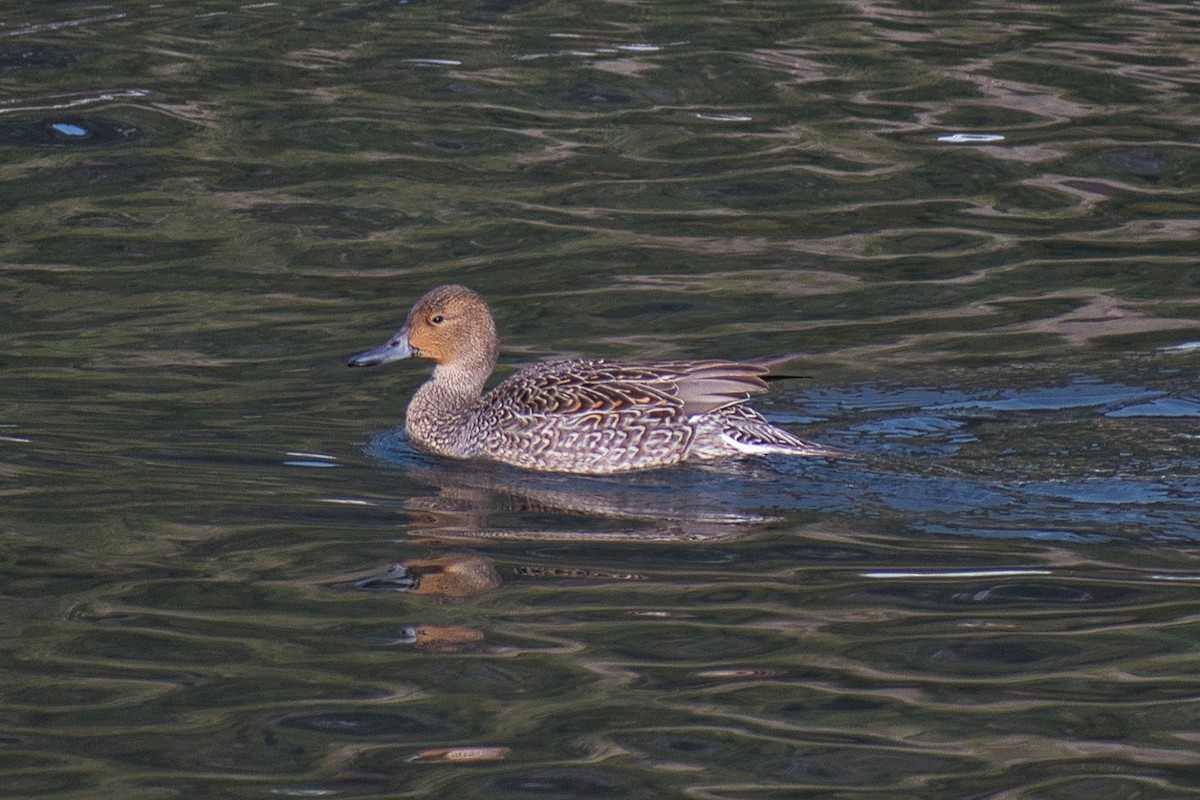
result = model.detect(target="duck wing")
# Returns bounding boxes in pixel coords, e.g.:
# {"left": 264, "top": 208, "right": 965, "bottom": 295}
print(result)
{"left": 485, "top": 359, "right": 770, "bottom": 419}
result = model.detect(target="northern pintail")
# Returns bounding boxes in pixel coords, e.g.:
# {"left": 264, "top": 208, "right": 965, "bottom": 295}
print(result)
{"left": 348, "top": 285, "right": 845, "bottom": 474}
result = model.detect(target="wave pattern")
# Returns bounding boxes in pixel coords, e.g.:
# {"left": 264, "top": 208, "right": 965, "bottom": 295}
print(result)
{"left": 2, "top": 0, "right": 1200, "bottom": 797}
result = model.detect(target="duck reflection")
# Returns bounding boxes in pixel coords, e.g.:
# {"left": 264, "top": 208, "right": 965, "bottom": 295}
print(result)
{"left": 378, "top": 623, "right": 487, "bottom": 653}
{"left": 345, "top": 432, "right": 799, "bottom": 651}
{"left": 361, "top": 429, "right": 780, "bottom": 545}
{"left": 354, "top": 552, "right": 501, "bottom": 600}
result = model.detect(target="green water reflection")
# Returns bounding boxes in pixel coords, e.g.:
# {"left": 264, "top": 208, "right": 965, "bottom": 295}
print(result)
{"left": 2, "top": 0, "right": 1200, "bottom": 798}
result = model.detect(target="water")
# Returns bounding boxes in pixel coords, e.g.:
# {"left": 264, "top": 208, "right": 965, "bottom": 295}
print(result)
{"left": 3, "top": 0, "right": 1200, "bottom": 797}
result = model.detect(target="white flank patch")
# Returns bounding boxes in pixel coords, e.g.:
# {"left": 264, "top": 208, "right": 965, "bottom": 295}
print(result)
{"left": 720, "top": 432, "right": 785, "bottom": 455}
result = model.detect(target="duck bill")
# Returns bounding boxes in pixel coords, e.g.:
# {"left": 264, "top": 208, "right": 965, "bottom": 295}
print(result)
{"left": 347, "top": 330, "right": 416, "bottom": 367}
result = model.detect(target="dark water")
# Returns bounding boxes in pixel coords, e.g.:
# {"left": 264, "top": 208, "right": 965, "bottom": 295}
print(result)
{"left": 3, "top": 1, "right": 1200, "bottom": 797}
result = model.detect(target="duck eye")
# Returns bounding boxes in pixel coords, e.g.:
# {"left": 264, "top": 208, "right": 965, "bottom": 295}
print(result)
{"left": 430, "top": 315, "right": 444, "bottom": 324}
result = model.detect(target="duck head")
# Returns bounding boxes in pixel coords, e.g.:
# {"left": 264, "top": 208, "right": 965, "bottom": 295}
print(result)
{"left": 347, "top": 284, "right": 499, "bottom": 376}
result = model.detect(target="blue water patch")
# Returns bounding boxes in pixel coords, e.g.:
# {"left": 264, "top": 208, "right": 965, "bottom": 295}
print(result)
{"left": 932, "top": 378, "right": 1160, "bottom": 413}
{"left": 1020, "top": 478, "right": 1173, "bottom": 505}
{"left": 1106, "top": 395, "right": 1200, "bottom": 418}
{"left": 808, "top": 378, "right": 1162, "bottom": 415}
{"left": 851, "top": 414, "right": 970, "bottom": 439}
{"left": 50, "top": 122, "right": 89, "bottom": 137}
{"left": 0, "top": 116, "right": 140, "bottom": 147}
{"left": 804, "top": 384, "right": 977, "bottom": 414}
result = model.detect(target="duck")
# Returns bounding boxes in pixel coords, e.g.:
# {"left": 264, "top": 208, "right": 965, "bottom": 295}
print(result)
{"left": 347, "top": 284, "right": 846, "bottom": 474}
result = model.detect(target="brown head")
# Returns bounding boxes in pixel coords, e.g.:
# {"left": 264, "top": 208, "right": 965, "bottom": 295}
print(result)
{"left": 348, "top": 285, "right": 500, "bottom": 385}
{"left": 401, "top": 285, "right": 498, "bottom": 368}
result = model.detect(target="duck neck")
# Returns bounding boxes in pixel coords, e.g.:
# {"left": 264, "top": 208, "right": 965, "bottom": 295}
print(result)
{"left": 420, "top": 361, "right": 489, "bottom": 409}
{"left": 405, "top": 352, "right": 496, "bottom": 456}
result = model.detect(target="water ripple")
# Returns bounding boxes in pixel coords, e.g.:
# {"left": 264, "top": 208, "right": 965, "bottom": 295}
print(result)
{"left": 2, "top": 0, "right": 1200, "bottom": 797}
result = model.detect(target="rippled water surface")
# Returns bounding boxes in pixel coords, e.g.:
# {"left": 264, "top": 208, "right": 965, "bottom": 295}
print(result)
{"left": 3, "top": 1, "right": 1200, "bottom": 797}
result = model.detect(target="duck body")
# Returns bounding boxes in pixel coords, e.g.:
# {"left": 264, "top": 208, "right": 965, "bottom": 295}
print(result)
{"left": 348, "top": 285, "right": 845, "bottom": 475}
